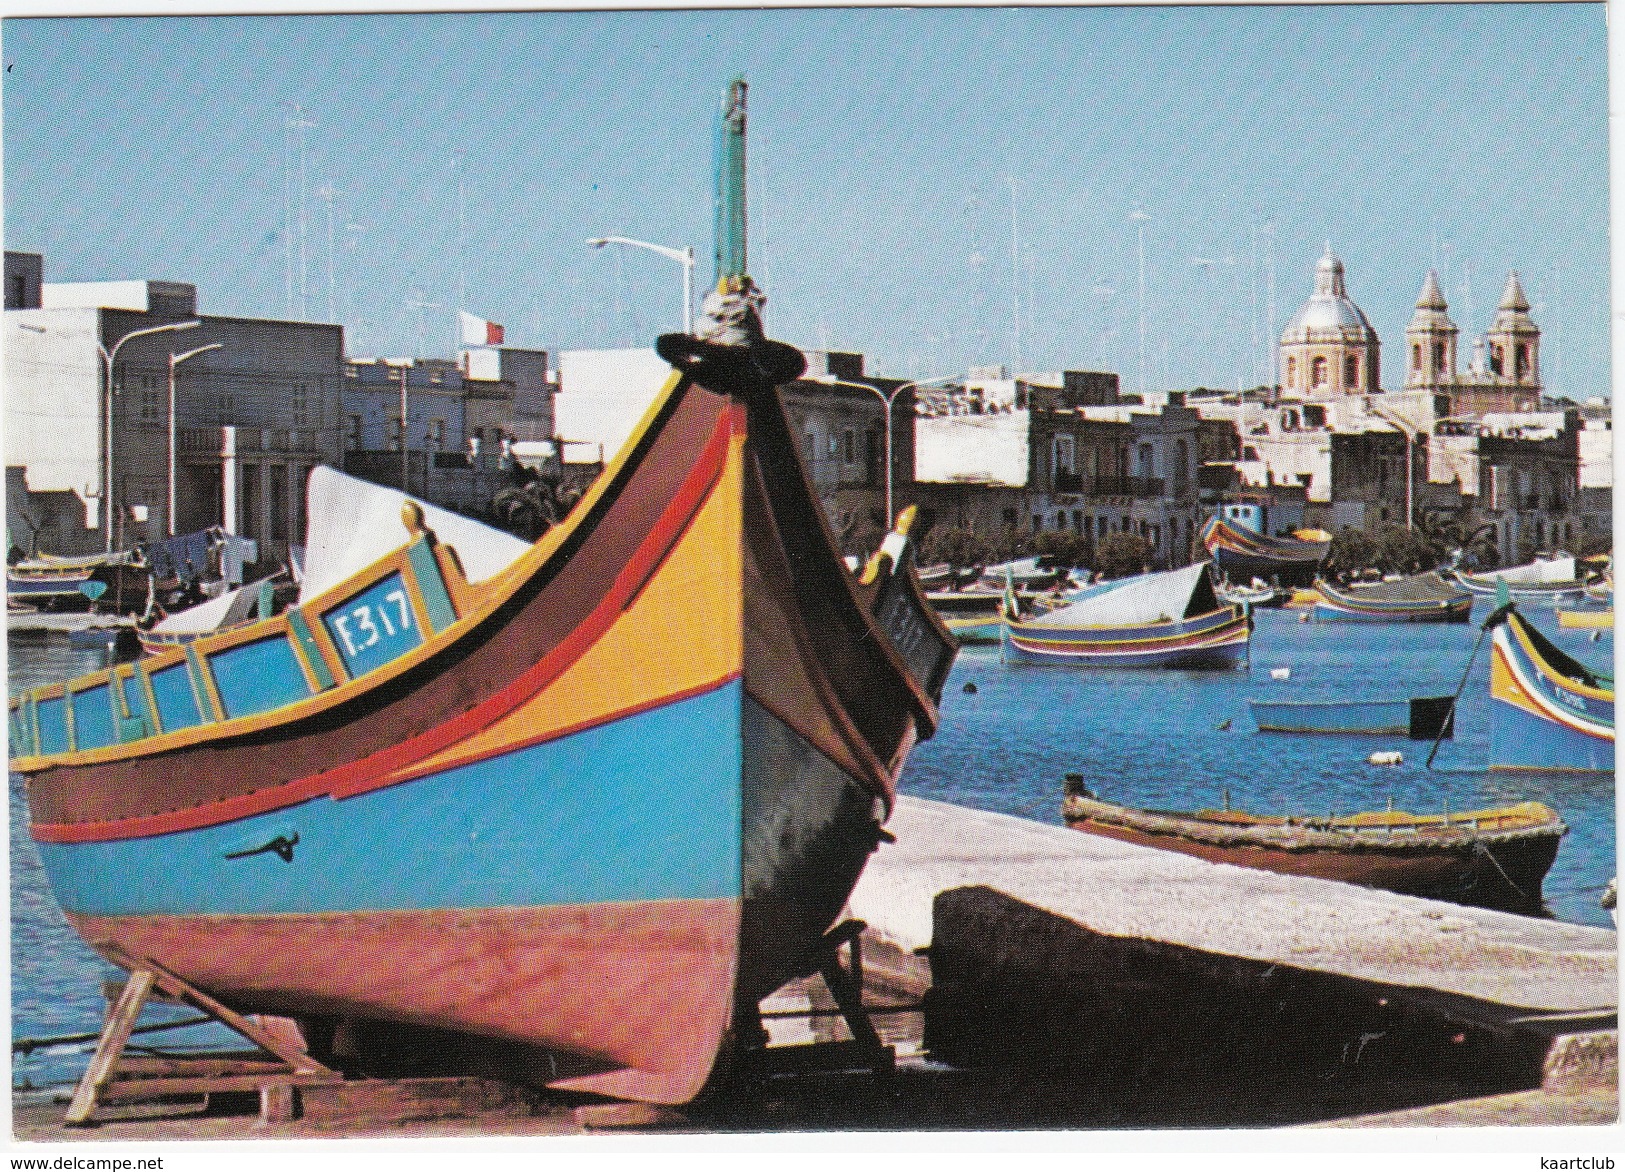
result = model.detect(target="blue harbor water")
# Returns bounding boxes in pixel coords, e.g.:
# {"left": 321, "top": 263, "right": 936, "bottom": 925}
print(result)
{"left": 903, "top": 605, "right": 1616, "bottom": 931}
{"left": 9, "top": 604, "right": 1617, "bottom": 1092}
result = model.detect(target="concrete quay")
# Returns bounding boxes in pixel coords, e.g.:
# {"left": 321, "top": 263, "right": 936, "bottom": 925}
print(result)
{"left": 848, "top": 795, "right": 1617, "bottom": 1122}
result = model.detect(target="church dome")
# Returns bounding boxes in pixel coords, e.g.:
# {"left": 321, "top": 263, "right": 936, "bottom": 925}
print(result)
{"left": 1280, "top": 245, "right": 1376, "bottom": 342}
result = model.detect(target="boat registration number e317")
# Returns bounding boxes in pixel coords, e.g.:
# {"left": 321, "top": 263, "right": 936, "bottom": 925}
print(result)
{"left": 322, "top": 572, "right": 423, "bottom": 677}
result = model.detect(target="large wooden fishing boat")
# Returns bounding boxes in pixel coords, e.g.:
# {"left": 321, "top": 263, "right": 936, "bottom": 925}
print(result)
{"left": 1001, "top": 561, "right": 1249, "bottom": 668}
{"left": 1488, "top": 604, "right": 1613, "bottom": 772}
{"left": 1311, "top": 572, "right": 1473, "bottom": 623}
{"left": 9, "top": 79, "right": 957, "bottom": 1106}
{"left": 1061, "top": 787, "right": 1566, "bottom": 912}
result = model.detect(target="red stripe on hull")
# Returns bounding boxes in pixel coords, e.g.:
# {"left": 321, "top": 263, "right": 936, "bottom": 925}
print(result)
{"left": 70, "top": 897, "right": 741, "bottom": 1105}
{"left": 32, "top": 406, "right": 744, "bottom": 847}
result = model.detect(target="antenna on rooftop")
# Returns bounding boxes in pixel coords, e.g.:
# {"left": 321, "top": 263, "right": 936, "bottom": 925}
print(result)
{"left": 406, "top": 293, "right": 441, "bottom": 358}
{"left": 317, "top": 182, "right": 342, "bottom": 324}
{"left": 452, "top": 150, "right": 467, "bottom": 349}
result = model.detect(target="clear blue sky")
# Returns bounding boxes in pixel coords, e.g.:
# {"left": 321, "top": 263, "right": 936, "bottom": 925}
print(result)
{"left": 3, "top": 4, "right": 1611, "bottom": 399}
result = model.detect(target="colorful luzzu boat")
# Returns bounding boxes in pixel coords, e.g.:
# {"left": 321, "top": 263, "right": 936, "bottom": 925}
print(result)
{"left": 1001, "top": 561, "right": 1249, "bottom": 668}
{"left": 9, "top": 81, "right": 958, "bottom": 1107}
{"left": 9, "top": 335, "right": 955, "bottom": 1105}
{"left": 1488, "top": 604, "right": 1613, "bottom": 772}
{"left": 1311, "top": 572, "right": 1473, "bottom": 623}
{"left": 8, "top": 562, "right": 94, "bottom": 600}
{"left": 1199, "top": 515, "right": 1330, "bottom": 589}
{"left": 1451, "top": 555, "right": 1587, "bottom": 608}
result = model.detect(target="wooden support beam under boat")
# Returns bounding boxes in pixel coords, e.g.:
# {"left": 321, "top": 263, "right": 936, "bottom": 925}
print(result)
{"left": 65, "top": 948, "right": 340, "bottom": 1127}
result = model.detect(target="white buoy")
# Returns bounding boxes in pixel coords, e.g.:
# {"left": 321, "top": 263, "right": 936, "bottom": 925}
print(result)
{"left": 1368, "top": 751, "right": 1403, "bottom": 766}
{"left": 1270, "top": 667, "right": 1291, "bottom": 680}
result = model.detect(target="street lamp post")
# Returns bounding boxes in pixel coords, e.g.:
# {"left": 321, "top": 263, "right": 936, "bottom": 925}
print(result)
{"left": 815, "top": 374, "right": 956, "bottom": 526}
{"left": 1130, "top": 209, "right": 1151, "bottom": 398}
{"left": 1369, "top": 402, "right": 1423, "bottom": 531}
{"left": 167, "top": 343, "right": 224, "bottom": 536}
{"left": 99, "top": 320, "right": 202, "bottom": 551}
{"left": 587, "top": 236, "right": 695, "bottom": 336}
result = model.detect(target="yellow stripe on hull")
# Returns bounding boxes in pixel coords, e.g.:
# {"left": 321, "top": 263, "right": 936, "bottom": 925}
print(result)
{"left": 392, "top": 435, "right": 747, "bottom": 781}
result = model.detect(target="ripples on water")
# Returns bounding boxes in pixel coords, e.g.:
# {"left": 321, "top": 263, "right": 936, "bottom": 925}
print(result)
{"left": 9, "top": 640, "right": 244, "bottom": 1090}
{"left": 903, "top": 606, "right": 1616, "bottom": 931}
{"left": 8, "top": 607, "right": 1617, "bottom": 1091}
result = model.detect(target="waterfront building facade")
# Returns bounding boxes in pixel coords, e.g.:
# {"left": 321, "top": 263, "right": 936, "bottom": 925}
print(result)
{"left": 911, "top": 385, "right": 1031, "bottom": 538}
{"left": 779, "top": 351, "right": 907, "bottom": 552}
{"left": 5, "top": 266, "right": 343, "bottom": 564}
{"left": 3, "top": 253, "right": 557, "bottom": 567}
{"left": 912, "top": 370, "right": 1213, "bottom": 570}
{"left": 340, "top": 346, "right": 552, "bottom": 516}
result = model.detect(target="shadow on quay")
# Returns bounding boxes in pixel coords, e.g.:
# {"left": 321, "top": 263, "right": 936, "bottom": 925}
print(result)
{"left": 698, "top": 884, "right": 1614, "bottom": 1132}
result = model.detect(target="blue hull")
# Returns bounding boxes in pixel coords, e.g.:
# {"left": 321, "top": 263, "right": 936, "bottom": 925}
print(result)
{"left": 1250, "top": 698, "right": 1411, "bottom": 734}
{"left": 37, "top": 681, "right": 745, "bottom": 919}
{"left": 1311, "top": 601, "right": 1472, "bottom": 624}
{"left": 1490, "top": 697, "right": 1614, "bottom": 772}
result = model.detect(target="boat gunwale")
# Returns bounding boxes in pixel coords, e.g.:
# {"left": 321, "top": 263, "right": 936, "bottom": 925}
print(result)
{"left": 9, "top": 367, "right": 695, "bottom": 773}
{"left": 25, "top": 400, "right": 748, "bottom": 840}
{"left": 1062, "top": 795, "right": 1568, "bottom": 854}
{"left": 1503, "top": 608, "right": 1614, "bottom": 696}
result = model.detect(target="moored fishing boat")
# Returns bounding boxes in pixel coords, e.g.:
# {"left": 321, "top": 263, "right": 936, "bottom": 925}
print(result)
{"left": 8, "top": 550, "right": 149, "bottom": 613}
{"left": 7, "top": 79, "right": 957, "bottom": 1106}
{"left": 1218, "top": 579, "right": 1290, "bottom": 609}
{"left": 976, "top": 556, "right": 1070, "bottom": 592}
{"left": 927, "top": 588, "right": 1009, "bottom": 643}
{"left": 1199, "top": 514, "right": 1331, "bottom": 588}
{"left": 1555, "top": 607, "right": 1613, "bottom": 630}
{"left": 1060, "top": 783, "right": 1566, "bottom": 913}
{"left": 1450, "top": 555, "right": 1586, "bottom": 607}
{"left": 1248, "top": 695, "right": 1455, "bottom": 739}
{"left": 1488, "top": 604, "right": 1613, "bottom": 772}
{"left": 1311, "top": 572, "right": 1472, "bottom": 623}
{"left": 1001, "top": 561, "right": 1248, "bottom": 668}
{"left": 8, "top": 560, "right": 99, "bottom": 607}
